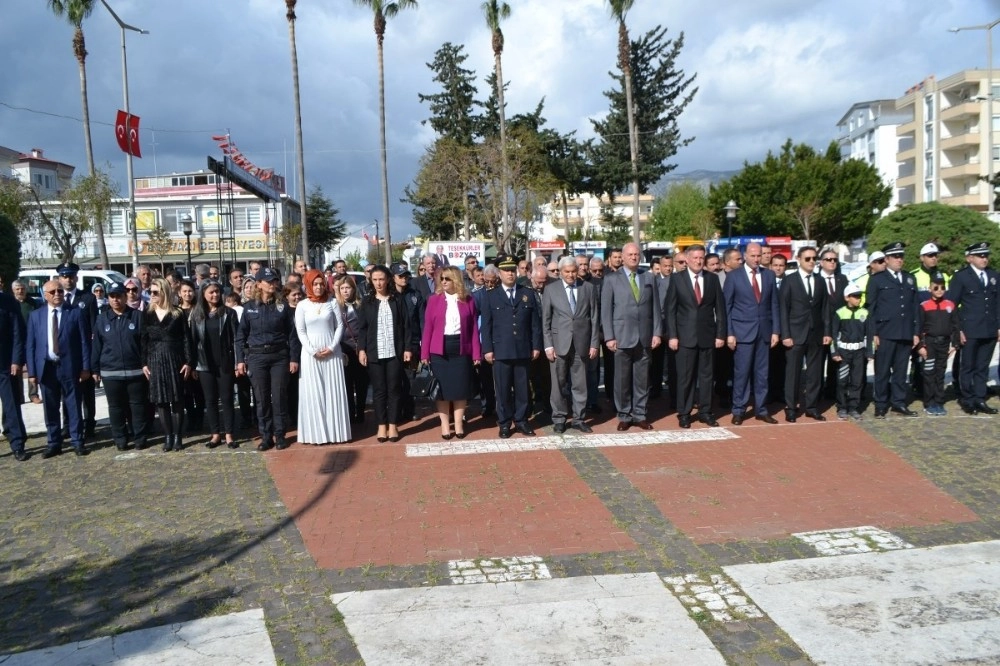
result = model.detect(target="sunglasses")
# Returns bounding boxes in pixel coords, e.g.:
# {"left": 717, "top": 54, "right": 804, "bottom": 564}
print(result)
{"left": 930, "top": 285, "right": 945, "bottom": 290}
{"left": 46, "top": 289, "right": 64, "bottom": 295}
{"left": 150, "top": 290, "right": 161, "bottom": 295}
{"left": 126, "top": 287, "right": 139, "bottom": 293}
{"left": 872, "top": 259, "right": 886, "bottom": 264}
{"left": 801, "top": 256, "right": 817, "bottom": 262}
{"left": 924, "top": 253, "right": 938, "bottom": 258}
{"left": 440, "top": 276, "right": 453, "bottom": 282}
{"left": 821, "top": 257, "right": 837, "bottom": 262}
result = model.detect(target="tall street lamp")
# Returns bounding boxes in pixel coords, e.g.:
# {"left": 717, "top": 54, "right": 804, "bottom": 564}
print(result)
{"left": 181, "top": 213, "right": 194, "bottom": 278}
{"left": 100, "top": 0, "right": 148, "bottom": 273}
{"left": 950, "top": 18, "right": 1000, "bottom": 214}
{"left": 724, "top": 200, "right": 739, "bottom": 245}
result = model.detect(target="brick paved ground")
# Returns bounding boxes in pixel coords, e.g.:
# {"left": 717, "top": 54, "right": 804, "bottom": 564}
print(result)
{"left": 1, "top": 393, "right": 999, "bottom": 664}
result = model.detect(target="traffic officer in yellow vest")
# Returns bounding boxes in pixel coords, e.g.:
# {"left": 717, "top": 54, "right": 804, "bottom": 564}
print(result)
{"left": 855, "top": 251, "right": 887, "bottom": 308}
{"left": 910, "top": 243, "right": 951, "bottom": 395}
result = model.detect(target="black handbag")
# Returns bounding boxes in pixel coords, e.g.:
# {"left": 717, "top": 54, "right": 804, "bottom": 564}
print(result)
{"left": 410, "top": 365, "right": 440, "bottom": 399}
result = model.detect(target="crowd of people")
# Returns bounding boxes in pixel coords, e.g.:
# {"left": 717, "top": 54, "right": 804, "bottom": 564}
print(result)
{"left": 0, "top": 237, "right": 997, "bottom": 462}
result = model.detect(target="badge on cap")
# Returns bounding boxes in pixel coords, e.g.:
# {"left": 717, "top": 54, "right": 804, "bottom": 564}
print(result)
{"left": 965, "top": 241, "right": 990, "bottom": 256}
{"left": 882, "top": 241, "right": 905, "bottom": 256}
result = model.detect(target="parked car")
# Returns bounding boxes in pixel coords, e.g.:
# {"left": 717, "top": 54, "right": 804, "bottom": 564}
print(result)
{"left": 18, "top": 268, "right": 129, "bottom": 303}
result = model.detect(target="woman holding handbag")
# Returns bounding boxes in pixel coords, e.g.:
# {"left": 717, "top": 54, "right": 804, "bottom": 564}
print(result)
{"left": 187, "top": 280, "right": 239, "bottom": 448}
{"left": 421, "top": 266, "right": 481, "bottom": 439}
{"left": 334, "top": 275, "right": 367, "bottom": 424}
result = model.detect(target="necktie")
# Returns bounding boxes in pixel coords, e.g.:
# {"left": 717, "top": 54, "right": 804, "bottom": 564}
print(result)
{"left": 897, "top": 271, "right": 902, "bottom": 284}
{"left": 508, "top": 288, "right": 515, "bottom": 305}
{"left": 66, "top": 291, "right": 73, "bottom": 306}
{"left": 752, "top": 269, "right": 761, "bottom": 302}
{"left": 827, "top": 276, "right": 834, "bottom": 296}
{"left": 693, "top": 273, "right": 702, "bottom": 304}
{"left": 52, "top": 309, "right": 60, "bottom": 357}
{"left": 629, "top": 271, "right": 640, "bottom": 302}
{"left": 567, "top": 284, "right": 576, "bottom": 314}
{"left": 981, "top": 271, "right": 987, "bottom": 288}
{"left": 805, "top": 274, "right": 812, "bottom": 298}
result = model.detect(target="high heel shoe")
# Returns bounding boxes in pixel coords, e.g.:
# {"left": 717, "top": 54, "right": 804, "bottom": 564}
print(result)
{"left": 206, "top": 437, "right": 221, "bottom": 449}
{"left": 388, "top": 435, "right": 400, "bottom": 443}
{"left": 226, "top": 440, "right": 238, "bottom": 449}
{"left": 441, "top": 432, "right": 454, "bottom": 440}
{"left": 376, "top": 435, "right": 388, "bottom": 443}
{"left": 455, "top": 431, "right": 467, "bottom": 440}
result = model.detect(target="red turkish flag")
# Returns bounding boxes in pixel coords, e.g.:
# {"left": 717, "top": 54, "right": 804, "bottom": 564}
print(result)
{"left": 114, "top": 111, "right": 142, "bottom": 157}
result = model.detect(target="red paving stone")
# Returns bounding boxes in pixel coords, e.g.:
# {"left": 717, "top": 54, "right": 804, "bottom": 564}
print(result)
{"left": 265, "top": 439, "right": 634, "bottom": 569}
{"left": 602, "top": 420, "right": 979, "bottom": 544}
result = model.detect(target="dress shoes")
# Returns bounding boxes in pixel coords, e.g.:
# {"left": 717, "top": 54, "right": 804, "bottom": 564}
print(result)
{"left": 257, "top": 439, "right": 274, "bottom": 451}
{"left": 784, "top": 409, "right": 798, "bottom": 423}
{"left": 804, "top": 410, "right": 827, "bottom": 421}
{"left": 441, "top": 432, "right": 455, "bottom": 440}
{"left": 616, "top": 421, "right": 631, "bottom": 431}
{"left": 13, "top": 450, "right": 29, "bottom": 462}
{"left": 633, "top": 420, "right": 654, "bottom": 430}
{"left": 499, "top": 426, "right": 512, "bottom": 439}
{"left": 74, "top": 446, "right": 89, "bottom": 456}
{"left": 42, "top": 448, "right": 61, "bottom": 459}
{"left": 731, "top": 414, "right": 744, "bottom": 426}
{"left": 387, "top": 436, "right": 400, "bottom": 443}
{"left": 890, "top": 406, "right": 918, "bottom": 417}
{"left": 975, "top": 402, "right": 999, "bottom": 415}
{"left": 516, "top": 423, "right": 535, "bottom": 436}
{"left": 755, "top": 414, "right": 778, "bottom": 424}
{"left": 586, "top": 404, "right": 601, "bottom": 414}
{"left": 698, "top": 413, "right": 719, "bottom": 427}
{"left": 572, "top": 422, "right": 593, "bottom": 433}
{"left": 455, "top": 431, "right": 467, "bottom": 440}
{"left": 552, "top": 423, "right": 566, "bottom": 434}
{"left": 678, "top": 414, "right": 691, "bottom": 429}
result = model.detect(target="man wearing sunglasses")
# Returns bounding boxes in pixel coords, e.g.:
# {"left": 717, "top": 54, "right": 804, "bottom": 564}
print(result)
{"left": 779, "top": 246, "right": 831, "bottom": 422}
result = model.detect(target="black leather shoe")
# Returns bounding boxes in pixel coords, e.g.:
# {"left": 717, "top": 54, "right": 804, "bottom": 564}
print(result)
{"left": 890, "top": 406, "right": 918, "bottom": 417}
{"left": 516, "top": 423, "right": 535, "bottom": 436}
{"left": 975, "top": 402, "right": 999, "bottom": 415}
{"left": 387, "top": 436, "right": 400, "bottom": 443}
{"left": 257, "top": 439, "right": 274, "bottom": 451}
{"left": 698, "top": 413, "right": 719, "bottom": 427}
{"left": 163, "top": 436, "right": 174, "bottom": 452}
{"left": 805, "top": 410, "right": 827, "bottom": 421}
{"left": 633, "top": 420, "right": 654, "bottom": 430}
{"left": 755, "top": 414, "right": 778, "bottom": 424}
{"left": 42, "top": 448, "right": 61, "bottom": 459}
{"left": 499, "top": 426, "right": 512, "bottom": 439}
{"left": 731, "top": 414, "right": 744, "bottom": 426}
{"left": 173, "top": 437, "right": 184, "bottom": 451}
{"left": 785, "top": 410, "right": 797, "bottom": 423}
{"left": 75, "top": 446, "right": 89, "bottom": 456}
{"left": 572, "top": 423, "right": 593, "bottom": 433}
{"left": 586, "top": 404, "right": 601, "bottom": 414}
{"left": 275, "top": 439, "right": 290, "bottom": 450}
{"left": 616, "top": 421, "right": 631, "bottom": 431}
{"left": 552, "top": 423, "right": 566, "bottom": 434}
{"left": 678, "top": 414, "right": 691, "bottom": 429}
{"left": 13, "top": 450, "right": 29, "bottom": 462}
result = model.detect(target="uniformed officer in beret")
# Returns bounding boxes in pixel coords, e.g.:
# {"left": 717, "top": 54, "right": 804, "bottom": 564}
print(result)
{"left": 58, "top": 262, "right": 99, "bottom": 438}
{"left": 865, "top": 242, "right": 920, "bottom": 417}
{"left": 480, "top": 254, "right": 543, "bottom": 438}
{"left": 946, "top": 242, "right": 1000, "bottom": 414}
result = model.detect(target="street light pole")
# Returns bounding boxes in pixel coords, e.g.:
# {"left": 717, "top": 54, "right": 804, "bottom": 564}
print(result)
{"left": 724, "top": 200, "right": 739, "bottom": 246}
{"left": 100, "top": 0, "right": 148, "bottom": 274}
{"left": 181, "top": 214, "right": 194, "bottom": 278}
{"left": 951, "top": 18, "right": 1000, "bottom": 213}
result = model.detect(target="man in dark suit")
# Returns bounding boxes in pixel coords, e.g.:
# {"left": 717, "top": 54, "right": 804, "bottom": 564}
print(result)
{"left": 650, "top": 254, "right": 673, "bottom": 401}
{"left": 58, "top": 262, "right": 98, "bottom": 437}
{"left": 779, "top": 247, "right": 831, "bottom": 422}
{"left": 0, "top": 279, "right": 28, "bottom": 461}
{"left": 26, "top": 280, "right": 92, "bottom": 457}
{"left": 723, "top": 242, "right": 780, "bottom": 425}
{"left": 543, "top": 256, "right": 599, "bottom": 433}
{"left": 481, "top": 254, "right": 543, "bottom": 438}
{"left": 817, "top": 248, "right": 848, "bottom": 399}
{"left": 768, "top": 253, "right": 788, "bottom": 406}
{"left": 666, "top": 244, "right": 726, "bottom": 428}
{"left": 601, "top": 242, "right": 662, "bottom": 430}
{"left": 946, "top": 242, "right": 1000, "bottom": 414}
{"left": 866, "top": 242, "right": 920, "bottom": 418}
{"left": 413, "top": 254, "right": 438, "bottom": 303}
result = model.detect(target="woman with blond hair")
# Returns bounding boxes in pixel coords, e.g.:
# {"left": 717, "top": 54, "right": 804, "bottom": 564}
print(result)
{"left": 421, "top": 265, "right": 481, "bottom": 439}
{"left": 142, "top": 278, "right": 193, "bottom": 451}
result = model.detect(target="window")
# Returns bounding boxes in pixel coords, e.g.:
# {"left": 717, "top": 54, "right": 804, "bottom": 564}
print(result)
{"left": 161, "top": 207, "right": 194, "bottom": 233}
{"left": 993, "top": 146, "right": 1000, "bottom": 163}
{"left": 925, "top": 125, "right": 934, "bottom": 149}
{"left": 233, "top": 206, "right": 262, "bottom": 232}
{"left": 993, "top": 114, "right": 1000, "bottom": 132}
{"left": 925, "top": 152, "right": 934, "bottom": 175}
{"left": 925, "top": 181, "right": 934, "bottom": 201}
{"left": 993, "top": 84, "right": 1000, "bottom": 101}
{"left": 924, "top": 95, "right": 934, "bottom": 121}
{"left": 107, "top": 210, "right": 127, "bottom": 235}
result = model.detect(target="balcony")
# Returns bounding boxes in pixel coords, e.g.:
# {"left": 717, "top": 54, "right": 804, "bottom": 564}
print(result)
{"left": 940, "top": 101, "right": 982, "bottom": 122}
{"left": 897, "top": 147, "right": 917, "bottom": 163}
{"left": 940, "top": 193, "right": 984, "bottom": 207}
{"left": 941, "top": 162, "right": 984, "bottom": 180}
{"left": 896, "top": 174, "right": 916, "bottom": 188}
{"left": 940, "top": 132, "right": 980, "bottom": 151}
{"left": 896, "top": 120, "right": 917, "bottom": 137}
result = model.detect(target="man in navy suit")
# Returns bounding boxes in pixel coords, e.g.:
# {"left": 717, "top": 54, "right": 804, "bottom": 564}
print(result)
{"left": 779, "top": 247, "right": 831, "bottom": 422}
{"left": 723, "top": 242, "right": 780, "bottom": 425}
{"left": 666, "top": 244, "right": 726, "bottom": 428}
{"left": 0, "top": 278, "right": 28, "bottom": 461}
{"left": 946, "top": 242, "right": 1000, "bottom": 414}
{"left": 26, "top": 280, "right": 92, "bottom": 457}
{"left": 481, "top": 254, "right": 543, "bottom": 438}
{"left": 57, "top": 262, "right": 98, "bottom": 437}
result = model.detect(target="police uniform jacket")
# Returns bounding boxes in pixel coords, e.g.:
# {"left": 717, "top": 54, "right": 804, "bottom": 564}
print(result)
{"left": 188, "top": 306, "right": 239, "bottom": 373}
{"left": 865, "top": 268, "right": 919, "bottom": 340}
{"left": 63, "top": 288, "right": 98, "bottom": 326}
{"left": 946, "top": 265, "right": 1000, "bottom": 339}
{"left": 0, "top": 291, "right": 26, "bottom": 368}
{"left": 92, "top": 307, "right": 144, "bottom": 377}
{"left": 917, "top": 297, "right": 960, "bottom": 348}
{"left": 397, "top": 285, "right": 425, "bottom": 350}
{"left": 235, "top": 299, "right": 301, "bottom": 364}
{"left": 480, "top": 283, "right": 543, "bottom": 361}
{"left": 356, "top": 292, "right": 413, "bottom": 361}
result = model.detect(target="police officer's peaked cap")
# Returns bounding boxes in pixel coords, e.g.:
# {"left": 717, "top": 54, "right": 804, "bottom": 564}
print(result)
{"left": 255, "top": 267, "right": 281, "bottom": 282}
{"left": 930, "top": 272, "right": 947, "bottom": 285}
{"left": 881, "top": 242, "right": 905, "bottom": 257}
{"left": 496, "top": 254, "right": 518, "bottom": 270}
{"left": 107, "top": 282, "right": 126, "bottom": 295}
{"left": 389, "top": 262, "right": 411, "bottom": 276}
{"left": 57, "top": 262, "right": 81, "bottom": 276}
{"left": 965, "top": 242, "right": 991, "bottom": 256}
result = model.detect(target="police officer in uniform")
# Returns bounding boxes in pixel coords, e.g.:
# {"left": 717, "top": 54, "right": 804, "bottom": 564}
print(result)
{"left": 866, "top": 242, "right": 920, "bottom": 418}
{"left": 480, "top": 254, "right": 543, "bottom": 438}
{"left": 58, "top": 262, "right": 99, "bottom": 438}
{"left": 946, "top": 242, "right": 1000, "bottom": 414}
{"left": 235, "top": 267, "right": 301, "bottom": 450}
{"left": 391, "top": 261, "right": 424, "bottom": 421}
{"left": 0, "top": 273, "right": 28, "bottom": 461}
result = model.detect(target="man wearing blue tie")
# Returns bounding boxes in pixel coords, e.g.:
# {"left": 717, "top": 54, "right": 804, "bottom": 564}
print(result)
{"left": 26, "top": 280, "right": 92, "bottom": 457}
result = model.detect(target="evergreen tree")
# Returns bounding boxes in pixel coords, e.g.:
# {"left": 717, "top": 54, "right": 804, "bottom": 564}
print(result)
{"left": 417, "top": 42, "right": 480, "bottom": 145}
{"left": 305, "top": 185, "right": 347, "bottom": 257}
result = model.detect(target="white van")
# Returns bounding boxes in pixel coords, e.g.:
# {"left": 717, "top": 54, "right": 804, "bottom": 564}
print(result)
{"left": 18, "top": 268, "right": 129, "bottom": 302}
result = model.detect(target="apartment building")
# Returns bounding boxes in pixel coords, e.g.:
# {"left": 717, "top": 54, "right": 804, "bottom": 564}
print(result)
{"left": 895, "top": 71, "right": 999, "bottom": 211}
{"left": 536, "top": 191, "right": 656, "bottom": 241}
{"left": 836, "top": 100, "right": 908, "bottom": 213}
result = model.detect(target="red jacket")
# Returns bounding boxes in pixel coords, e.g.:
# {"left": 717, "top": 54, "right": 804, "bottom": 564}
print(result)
{"left": 420, "top": 293, "right": 482, "bottom": 361}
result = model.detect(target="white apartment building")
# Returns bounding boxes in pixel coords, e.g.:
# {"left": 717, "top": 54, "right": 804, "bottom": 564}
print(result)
{"left": 895, "top": 71, "right": 999, "bottom": 212}
{"left": 836, "top": 100, "right": 908, "bottom": 213}
{"left": 536, "top": 191, "right": 655, "bottom": 241}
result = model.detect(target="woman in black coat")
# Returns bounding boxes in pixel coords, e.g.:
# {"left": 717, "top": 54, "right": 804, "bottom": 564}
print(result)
{"left": 187, "top": 280, "right": 239, "bottom": 448}
{"left": 356, "top": 265, "right": 412, "bottom": 442}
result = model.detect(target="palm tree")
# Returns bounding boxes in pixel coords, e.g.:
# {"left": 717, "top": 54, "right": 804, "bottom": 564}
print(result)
{"left": 48, "top": 0, "right": 109, "bottom": 267}
{"left": 606, "top": 0, "right": 641, "bottom": 244}
{"left": 285, "top": 0, "right": 309, "bottom": 267}
{"left": 482, "top": 0, "right": 511, "bottom": 249}
{"left": 354, "top": 0, "right": 417, "bottom": 265}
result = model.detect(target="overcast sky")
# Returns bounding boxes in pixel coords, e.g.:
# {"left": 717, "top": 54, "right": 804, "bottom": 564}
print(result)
{"left": 1, "top": 0, "right": 996, "bottom": 239}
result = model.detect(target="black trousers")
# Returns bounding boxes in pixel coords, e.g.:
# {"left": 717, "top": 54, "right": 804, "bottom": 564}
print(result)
{"left": 959, "top": 337, "right": 996, "bottom": 407}
{"left": 476, "top": 359, "right": 495, "bottom": 411}
{"left": 64, "top": 376, "right": 96, "bottom": 435}
{"left": 183, "top": 375, "right": 205, "bottom": 426}
{"left": 873, "top": 338, "right": 911, "bottom": 410}
{"left": 601, "top": 342, "right": 615, "bottom": 401}
{"left": 649, "top": 345, "right": 665, "bottom": 399}
{"left": 236, "top": 375, "right": 254, "bottom": 427}
{"left": 247, "top": 350, "right": 290, "bottom": 442}
{"left": 493, "top": 358, "right": 531, "bottom": 426}
{"left": 920, "top": 337, "right": 950, "bottom": 408}
{"left": 199, "top": 369, "right": 235, "bottom": 435}
{"left": 835, "top": 348, "right": 865, "bottom": 412}
{"left": 104, "top": 376, "right": 148, "bottom": 448}
{"left": 367, "top": 356, "right": 403, "bottom": 425}
{"left": 342, "top": 345, "right": 369, "bottom": 420}
{"left": 676, "top": 345, "right": 714, "bottom": 417}
{"left": 785, "top": 342, "right": 823, "bottom": 413}
{"left": 529, "top": 356, "right": 551, "bottom": 414}
{"left": 0, "top": 373, "right": 26, "bottom": 453}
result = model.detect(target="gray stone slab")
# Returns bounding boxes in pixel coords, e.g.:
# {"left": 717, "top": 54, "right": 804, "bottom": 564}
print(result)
{"left": 724, "top": 540, "right": 1000, "bottom": 665}
{"left": 333, "top": 572, "right": 725, "bottom": 665}
{"left": 0, "top": 609, "right": 276, "bottom": 665}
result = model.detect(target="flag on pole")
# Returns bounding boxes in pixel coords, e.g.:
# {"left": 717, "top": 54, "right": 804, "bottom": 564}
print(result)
{"left": 363, "top": 231, "right": 370, "bottom": 243}
{"left": 114, "top": 110, "right": 142, "bottom": 157}
{"left": 263, "top": 213, "right": 270, "bottom": 236}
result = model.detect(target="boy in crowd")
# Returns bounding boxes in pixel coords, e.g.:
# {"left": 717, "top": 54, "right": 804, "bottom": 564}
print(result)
{"left": 917, "top": 273, "right": 960, "bottom": 416}
{"left": 831, "top": 284, "right": 873, "bottom": 420}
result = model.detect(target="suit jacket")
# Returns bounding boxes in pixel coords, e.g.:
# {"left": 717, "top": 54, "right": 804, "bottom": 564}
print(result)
{"left": 26, "top": 304, "right": 92, "bottom": 379}
{"left": 356, "top": 293, "right": 413, "bottom": 361}
{"left": 413, "top": 274, "right": 436, "bottom": 301}
{"left": 542, "top": 279, "right": 599, "bottom": 356}
{"left": 946, "top": 265, "right": 1000, "bottom": 339}
{"left": 63, "top": 288, "right": 98, "bottom": 326}
{"left": 779, "top": 271, "right": 830, "bottom": 344}
{"left": 600, "top": 268, "right": 662, "bottom": 349}
{"left": 723, "top": 266, "right": 779, "bottom": 342}
{"left": 666, "top": 270, "right": 727, "bottom": 348}
{"left": 817, "top": 272, "right": 849, "bottom": 314}
{"left": 0, "top": 291, "right": 26, "bottom": 368}
{"left": 865, "top": 269, "right": 919, "bottom": 340}
{"left": 480, "top": 283, "right": 543, "bottom": 360}
{"left": 420, "top": 293, "right": 481, "bottom": 361}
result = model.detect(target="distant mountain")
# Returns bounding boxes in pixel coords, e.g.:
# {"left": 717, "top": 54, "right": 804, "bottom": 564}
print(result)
{"left": 654, "top": 169, "right": 740, "bottom": 194}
